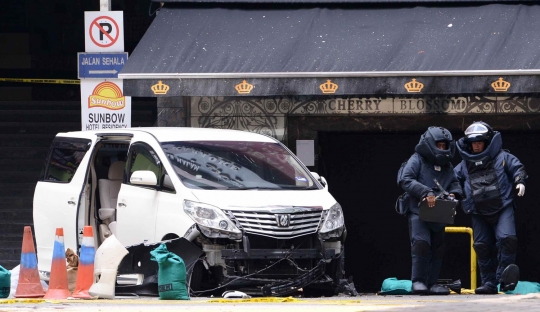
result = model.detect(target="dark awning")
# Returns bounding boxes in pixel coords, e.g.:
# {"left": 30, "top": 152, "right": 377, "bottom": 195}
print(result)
{"left": 120, "top": 2, "right": 540, "bottom": 96}
{"left": 155, "top": 0, "right": 540, "bottom": 4}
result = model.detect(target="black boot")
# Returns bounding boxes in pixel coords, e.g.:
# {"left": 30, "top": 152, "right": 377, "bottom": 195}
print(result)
{"left": 475, "top": 282, "right": 498, "bottom": 294}
{"left": 412, "top": 281, "right": 428, "bottom": 295}
{"left": 500, "top": 264, "right": 519, "bottom": 292}
{"left": 410, "top": 240, "right": 430, "bottom": 295}
{"left": 428, "top": 284, "right": 450, "bottom": 295}
{"left": 474, "top": 242, "right": 498, "bottom": 294}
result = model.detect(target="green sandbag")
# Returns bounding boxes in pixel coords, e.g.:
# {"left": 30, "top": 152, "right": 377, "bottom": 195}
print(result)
{"left": 379, "top": 277, "right": 412, "bottom": 295}
{"left": 0, "top": 265, "right": 10, "bottom": 298}
{"left": 501, "top": 281, "right": 540, "bottom": 295}
{"left": 150, "top": 244, "right": 190, "bottom": 300}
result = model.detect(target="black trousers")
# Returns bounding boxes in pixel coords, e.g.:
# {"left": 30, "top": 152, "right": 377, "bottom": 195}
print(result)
{"left": 408, "top": 213, "right": 446, "bottom": 286}
{"left": 472, "top": 206, "right": 517, "bottom": 286}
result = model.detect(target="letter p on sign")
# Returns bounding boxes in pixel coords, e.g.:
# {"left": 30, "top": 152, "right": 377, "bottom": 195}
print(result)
{"left": 84, "top": 11, "right": 124, "bottom": 52}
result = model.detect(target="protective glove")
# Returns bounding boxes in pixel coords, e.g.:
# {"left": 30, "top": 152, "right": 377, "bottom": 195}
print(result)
{"left": 516, "top": 184, "right": 525, "bottom": 196}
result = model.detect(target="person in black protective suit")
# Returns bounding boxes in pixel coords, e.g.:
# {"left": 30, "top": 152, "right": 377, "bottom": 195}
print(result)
{"left": 455, "top": 121, "right": 527, "bottom": 294}
{"left": 398, "top": 127, "right": 463, "bottom": 295}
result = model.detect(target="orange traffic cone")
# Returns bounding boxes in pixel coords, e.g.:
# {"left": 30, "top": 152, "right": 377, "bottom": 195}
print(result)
{"left": 43, "top": 228, "right": 71, "bottom": 299}
{"left": 72, "top": 226, "right": 95, "bottom": 299}
{"left": 15, "top": 226, "right": 45, "bottom": 298}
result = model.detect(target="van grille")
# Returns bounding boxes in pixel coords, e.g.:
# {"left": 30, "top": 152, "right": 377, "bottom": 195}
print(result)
{"left": 223, "top": 207, "right": 324, "bottom": 239}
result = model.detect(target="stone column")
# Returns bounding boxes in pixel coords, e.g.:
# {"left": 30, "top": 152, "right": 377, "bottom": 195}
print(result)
{"left": 157, "top": 96, "right": 187, "bottom": 127}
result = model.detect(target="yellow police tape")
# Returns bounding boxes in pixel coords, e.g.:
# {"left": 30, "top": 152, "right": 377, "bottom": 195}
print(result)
{"left": 0, "top": 298, "right": 45, "bottom": 304}
{"left": 0, "top": 78, "right": 80, "bottom": 85}
{"left": 209, "top": 296, "right": 300, "bottom": 303}
{"left": 450, "top": 289, "right": 475, "bottom": 295}
{"left": 450, "top": 289, "right": 505, "bottom": 295}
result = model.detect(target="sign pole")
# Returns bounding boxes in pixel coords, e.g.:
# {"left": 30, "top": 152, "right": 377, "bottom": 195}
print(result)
{"left": 100, "top": 0, "right": 111, "bottom": 11}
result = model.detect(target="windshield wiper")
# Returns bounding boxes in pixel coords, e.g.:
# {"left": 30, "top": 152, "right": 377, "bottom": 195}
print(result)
{"left": 230, "top": 186, "right": 281, "bottom": 190}
{"left": 279, "top": 186, "right": 319, "bottom": 190}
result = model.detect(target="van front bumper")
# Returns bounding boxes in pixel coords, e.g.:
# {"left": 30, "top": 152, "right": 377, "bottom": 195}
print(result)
{"left": 219, "top": 243, "right": 339, "bottom": 296}
{"left": 224, "top": 259, "right": 329, "bottom": 297}
{"left": 221, "top": 248, "right": 335, "bottom": 260}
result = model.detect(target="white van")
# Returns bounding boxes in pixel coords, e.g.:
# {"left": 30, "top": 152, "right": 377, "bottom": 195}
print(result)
{"left": 33, "top": 128, "right": 347, "bottom": 296}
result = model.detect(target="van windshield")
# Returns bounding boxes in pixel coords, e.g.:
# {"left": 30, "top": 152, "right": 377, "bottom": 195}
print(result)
{"left": 161, "top": 141, "right": 317, "bottom": 190}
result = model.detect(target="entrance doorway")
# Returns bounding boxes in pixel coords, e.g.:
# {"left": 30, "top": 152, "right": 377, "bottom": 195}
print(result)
{"left": 318, "top": 131, "right": 540, "bottom": 292}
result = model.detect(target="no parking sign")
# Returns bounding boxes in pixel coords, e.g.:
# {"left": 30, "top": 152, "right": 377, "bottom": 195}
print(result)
{"left": 84, "top": 11, "right": 124, "bottom": 52}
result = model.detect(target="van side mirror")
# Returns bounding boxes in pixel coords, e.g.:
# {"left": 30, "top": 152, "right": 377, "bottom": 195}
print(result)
{"left": 320, "top": 176, "right": 328, "bottom": 188}
{"left": 310, "top": 172, "right": 328, "bottom": 188}
{"left": 130, "top": 170, "right": 157, "bottom": 186}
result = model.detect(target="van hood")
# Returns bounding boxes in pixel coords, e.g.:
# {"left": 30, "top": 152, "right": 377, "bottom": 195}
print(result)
{"left": 190, "top": 189, "right": 337, "bottom": 210}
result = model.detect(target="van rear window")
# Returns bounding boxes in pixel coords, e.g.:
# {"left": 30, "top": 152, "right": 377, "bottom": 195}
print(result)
{"left": 42, "top": 138, "right": 90, "bottom": 183}
{"left": 161, "top": 141, "right": 317, "bottom": 190}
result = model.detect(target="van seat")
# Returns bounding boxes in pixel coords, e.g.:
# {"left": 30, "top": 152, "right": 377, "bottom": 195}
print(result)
{"left": 98, "top": 161, "right": 125, "bottom": 237}
{"left": 108, "top": 221, "right": 117, "bottom": 238}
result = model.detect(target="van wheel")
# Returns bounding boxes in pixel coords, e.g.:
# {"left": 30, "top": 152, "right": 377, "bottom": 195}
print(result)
{"left": 188, "top": 260, "right": 204, "bottom": 293}
{"left": 162, "top": 233, "right": 179, "bottom": 241}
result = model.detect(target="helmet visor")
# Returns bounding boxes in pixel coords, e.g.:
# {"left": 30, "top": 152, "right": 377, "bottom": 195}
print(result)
{"left": 465, "top": 123, "right": 489, "bottom": 139}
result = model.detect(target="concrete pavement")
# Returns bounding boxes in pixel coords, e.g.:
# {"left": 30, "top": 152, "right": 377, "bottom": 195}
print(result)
{"left": 1, "top": 293, "right": 540, "bottom": 311}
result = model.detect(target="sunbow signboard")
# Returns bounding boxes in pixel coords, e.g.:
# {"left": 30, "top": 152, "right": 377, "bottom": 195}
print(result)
{"left": 80, "top": 79, "right": 131, "bottom": 130}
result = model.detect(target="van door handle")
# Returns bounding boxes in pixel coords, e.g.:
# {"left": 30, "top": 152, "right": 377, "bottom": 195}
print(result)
{"left": 68, "top": 201, "right": 76, "bottom": 205}
{"left": 118, "top": 203, "right": 126, "bottom": 207}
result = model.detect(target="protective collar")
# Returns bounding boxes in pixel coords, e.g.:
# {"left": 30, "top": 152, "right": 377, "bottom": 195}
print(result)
{"left": 457, "top": 131, "right": 503, "bottom": 161}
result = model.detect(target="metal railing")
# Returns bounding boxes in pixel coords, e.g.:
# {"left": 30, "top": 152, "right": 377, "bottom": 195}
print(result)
{"left": 445, "top": 226, "right": 477, "bottom": 290}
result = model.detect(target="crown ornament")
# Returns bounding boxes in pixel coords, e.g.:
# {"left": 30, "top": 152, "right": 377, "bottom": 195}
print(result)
{"left": 151, "top": 81, "right": 170, "bottom": 95}
{"left": 491, "top": 77, "right": 511, "bottom": 92}
{"left": 320, "top": 79, "right": 338, "bottom": 94}
{"left": 235, "top": 80, "right": 254, "bottom": 94}
{"left": 404, "top": 78, "right": 424, "bottom": 93}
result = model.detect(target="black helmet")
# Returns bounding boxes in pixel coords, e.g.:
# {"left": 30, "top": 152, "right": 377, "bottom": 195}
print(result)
{"left": 464, "top": 121, "right": 493, "bottom": 143}
{"left": 428, "top": 126, "right": 453, "bottom": 146}
{"left": 415, "top": 126, "right": 455, "bottom": 165}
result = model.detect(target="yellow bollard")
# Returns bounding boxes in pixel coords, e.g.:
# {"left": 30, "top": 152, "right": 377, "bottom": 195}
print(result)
{"left": 445, "top": 227, "right": 476, "bottom": 290}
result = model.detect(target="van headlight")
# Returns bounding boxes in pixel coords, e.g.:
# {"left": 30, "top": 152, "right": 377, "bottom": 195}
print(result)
{"left": 183, "top": 200, "right": 241, "bottom": 235}
{"left": 319, "top": 203, "right": 345, "bottom": 233}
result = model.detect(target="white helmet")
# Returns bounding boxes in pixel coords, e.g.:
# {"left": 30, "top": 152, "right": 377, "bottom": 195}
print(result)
{"left": 464, "top": 121, "right": 493, "bottom": 143}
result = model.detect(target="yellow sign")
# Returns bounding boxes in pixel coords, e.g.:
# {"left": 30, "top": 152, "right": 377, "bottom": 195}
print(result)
{"left": 235, "top": 80, "right": 254, "bottom": 94}
{"left": 151, "top": 80, "right": 170, "bottom": 95}
{"left": 404, "top": 78, "right": 424, "bottom": 93}
{"left": 320, "top": 79, "right": 338, "bottom": 94}
{"left": 88, "top": 81, "right": 126, "bottom": 110}
{"left": 491, "top": 77, "right": 510, "bottom": 92}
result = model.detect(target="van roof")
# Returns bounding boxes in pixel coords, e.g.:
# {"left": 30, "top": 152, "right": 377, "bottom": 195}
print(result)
{"left": 56, "top": 127, "right": 277, "bottom": 143}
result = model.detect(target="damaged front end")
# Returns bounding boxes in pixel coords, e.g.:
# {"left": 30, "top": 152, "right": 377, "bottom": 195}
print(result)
{"left": 185, "top": 201, "right": 355, "bottom": 297}
{"left": 115, "top": 201, "right": 356, "bottom": 297}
